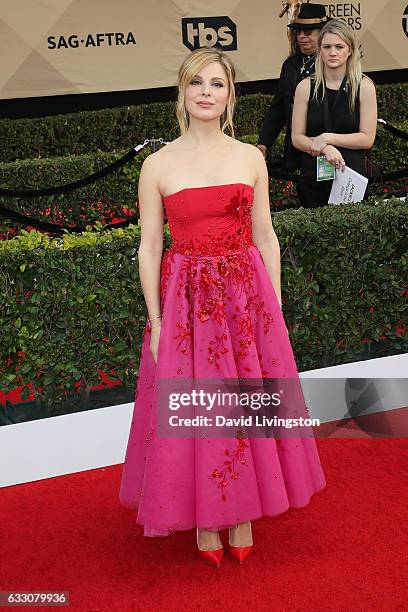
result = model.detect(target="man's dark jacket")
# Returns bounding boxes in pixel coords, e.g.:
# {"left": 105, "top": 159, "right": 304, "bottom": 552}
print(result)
{"left": 258, "top": 54, "right": 309, "bottom": 171}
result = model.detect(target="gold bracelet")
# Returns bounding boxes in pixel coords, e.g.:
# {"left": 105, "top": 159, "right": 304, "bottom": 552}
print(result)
{"left": 150, "top": 321, "right": 162, "bottom": 329}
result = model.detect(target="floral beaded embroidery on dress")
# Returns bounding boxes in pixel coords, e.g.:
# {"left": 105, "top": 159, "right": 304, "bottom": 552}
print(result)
{"left": 119, "top": 183, "right": 326, "bottom": 536}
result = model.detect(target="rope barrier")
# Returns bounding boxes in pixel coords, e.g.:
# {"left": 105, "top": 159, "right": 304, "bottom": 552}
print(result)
{"left": 267, "top": 164, "right": 299, "bottom": 182}
{"left": 378, "top": 118, "right": 408, "bottom": 142}
{"left": 0, "top": 141, "right": 150, "bottom": 198}
{"left": 0, "top": 203, "right": 139, "bottom": 235}
{"left": 0, "top": 121, "right": 406, "bottom": 235}
{"left": 371, "top": 167, "right": 408, "bottom": 184}
{"left": 0, "top": 139, "right": 168, "bottom": 234}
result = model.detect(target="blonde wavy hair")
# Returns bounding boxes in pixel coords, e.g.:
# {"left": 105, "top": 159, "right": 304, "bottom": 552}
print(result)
{"left": 176, "top": 47, "right": 236, "bottom": 137}
{"left": 313, "top": 19, "right": 362, "bottom": 111}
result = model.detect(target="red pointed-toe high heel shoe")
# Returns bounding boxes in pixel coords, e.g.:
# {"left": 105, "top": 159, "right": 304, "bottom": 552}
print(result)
{"left": 228, "top": 544, "right": 254, "bottom": 564}
{"left": 228, "top": 522, "right": 254, "bottom": 564}
{"left": 197, "top": 529, "right": 224, "bottom": 568}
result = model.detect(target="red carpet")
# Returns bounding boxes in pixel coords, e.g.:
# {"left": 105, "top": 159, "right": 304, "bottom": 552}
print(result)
{"left": 1, "top": 439, "right": 407, "bottom": 611}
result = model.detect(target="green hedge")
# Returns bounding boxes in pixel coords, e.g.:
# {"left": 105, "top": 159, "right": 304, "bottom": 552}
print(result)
{"left": 0, "top": 124, "right": 406, "bottom": 237}
{"left": 0, "top": 148, "right": 149, "bottom": 231}
{"left": 1, "top": 199, "right": 406, "bottom": 410}
{"left": 375, "top": 82, "right": 408, "bottom": 122}
{"left": 261, "top": 122, "right": 408, "bottom": 174}
{"left": 0, "top": 83, "right": 406, "bottom": 162}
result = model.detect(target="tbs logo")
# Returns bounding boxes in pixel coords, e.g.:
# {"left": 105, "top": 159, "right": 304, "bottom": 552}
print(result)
{"left": 182, "top": 16, "right": 237, "bottom": 51}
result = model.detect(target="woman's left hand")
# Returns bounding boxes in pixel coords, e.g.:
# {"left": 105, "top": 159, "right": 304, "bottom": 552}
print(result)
{"left": 308, "top": 133, "right": 328, "bottom": 156}
{"left": 323, "top": 145, "right": 346, "bottom": 170}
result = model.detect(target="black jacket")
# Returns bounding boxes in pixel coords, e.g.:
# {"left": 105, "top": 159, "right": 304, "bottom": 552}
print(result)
{"left": 258, "top": 54, "right": 312, "bottom": 171}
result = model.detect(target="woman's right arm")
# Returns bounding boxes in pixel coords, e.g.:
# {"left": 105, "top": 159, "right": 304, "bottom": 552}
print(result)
{"left": 137, "top": 154, "right": 164, "bottom": 360}
{"left": 291, "top": 78, "right": 315, "bottom": 154}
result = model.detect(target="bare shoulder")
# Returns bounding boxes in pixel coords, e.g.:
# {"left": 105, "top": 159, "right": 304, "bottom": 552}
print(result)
{"left": 138, "top": 149, "right": 166, "bottom": 196}
{"left": 296, "top": 77, "right": 311, "bottom": 94}
{"left": 233, "top": 140, "right": 264, "bottom": 175}
{"left": 140, "top": 148, "right": 160, "bottom": 169}
{"left": 235, "top": 139, "right": 264, "bottom": 161}
{"left": 155, "top": 136, "right": 184, "bottom": 155}
{"left": 235, "top": 140, "right": 266, "bottom": 183}
{"left": 140, "top": 140, "right": 175, "bottom": 176}
{"left": 360, "top": 76, "right": 377, "bottom": 107}
{"left": 361, "top": 75, "right": 376, "bottom": 93}
{"left": 361, "top": 74, "right": 376, "bottom": 89}
{"left": 141, "top": 136, "right": 183, "bottom": 166}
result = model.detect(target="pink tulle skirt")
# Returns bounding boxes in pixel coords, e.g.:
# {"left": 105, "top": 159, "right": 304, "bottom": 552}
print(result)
{"left": 119, "top": 245, "right": 326, "bottom": 536}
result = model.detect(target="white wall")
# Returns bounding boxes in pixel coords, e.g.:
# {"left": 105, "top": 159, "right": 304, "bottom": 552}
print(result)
{"left": 1, "top": 353, "right": 407, "bottom": 488}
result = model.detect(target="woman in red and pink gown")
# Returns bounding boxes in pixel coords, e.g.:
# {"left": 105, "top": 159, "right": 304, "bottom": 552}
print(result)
{"left": 119, "top": 47, "right": 326, "bottom": 567}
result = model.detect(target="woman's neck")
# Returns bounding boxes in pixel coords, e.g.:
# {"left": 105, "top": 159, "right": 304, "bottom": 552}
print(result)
{"left": 182, "top": 117, "right": 228, "bottom": 149}
{"left": 323, "top": 65, "right": 347, "bottom": 89}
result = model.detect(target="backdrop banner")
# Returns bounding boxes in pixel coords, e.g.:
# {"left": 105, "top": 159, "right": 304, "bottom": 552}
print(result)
{"left": 0, "top": 0, "right": 407, "bottom": 100}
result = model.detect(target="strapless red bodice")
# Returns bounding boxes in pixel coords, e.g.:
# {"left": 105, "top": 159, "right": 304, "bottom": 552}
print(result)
{"left": 162, "top": 183, "right": 254, "bottom": 256}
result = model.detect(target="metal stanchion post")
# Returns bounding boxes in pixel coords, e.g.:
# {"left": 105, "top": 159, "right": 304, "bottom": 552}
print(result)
{"left": 149, "top": 139, "right": 161, "bottom": 153}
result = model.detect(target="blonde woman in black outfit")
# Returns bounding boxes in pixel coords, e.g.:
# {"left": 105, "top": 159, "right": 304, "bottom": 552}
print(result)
{"left": 291, "top": 19, "right": 377, "bottom": 208}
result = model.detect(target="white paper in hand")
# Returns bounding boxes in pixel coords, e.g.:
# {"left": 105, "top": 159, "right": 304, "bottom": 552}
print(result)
{"left": 328, "top": 165, "right": 368, "bottom": 205}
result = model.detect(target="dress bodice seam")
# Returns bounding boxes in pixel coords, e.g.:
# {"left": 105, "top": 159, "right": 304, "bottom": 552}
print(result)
{"left": 162, "top": 182, "right": 254, "bottom": 201}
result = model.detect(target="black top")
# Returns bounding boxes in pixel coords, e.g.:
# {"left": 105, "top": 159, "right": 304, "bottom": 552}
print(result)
{"left": 301, "top": 79, "right": 366, "bottom": 178}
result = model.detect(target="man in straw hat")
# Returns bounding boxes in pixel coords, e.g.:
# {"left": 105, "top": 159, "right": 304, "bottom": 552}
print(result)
{"left": 257, "top": 3, "right": 328, "bottom": 176}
